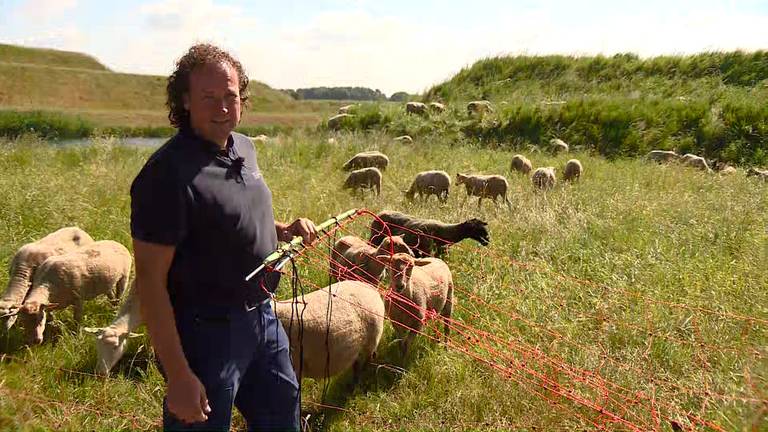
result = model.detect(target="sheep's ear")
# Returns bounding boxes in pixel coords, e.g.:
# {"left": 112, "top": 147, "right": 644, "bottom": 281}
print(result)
{"left": 4, "top": 315, "right": 17, "bottom": 330}
{"left": 375, "top": 254, "right": 391, "bottom": 263}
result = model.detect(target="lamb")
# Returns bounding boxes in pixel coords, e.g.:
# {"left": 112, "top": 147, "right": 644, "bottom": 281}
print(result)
{"left": 405, "top": 102, "right": 428, "bottom": 116}
{"left": 377, "top": 253, "right": 453, "bottom": 356}
{"left": 746, "top": 167, "right": 768, "bottom": 181}
{"left": 342, "top": 151, "right": 389, "bottom": 171}
{"left": 680, "top": 154, "right": 711, "bottom": 172}
{"left": 369, "top": 210, "right": 490, "bottom": 258}
{"left": 467, "top": 100, "right": 493, "bottom": 115}
{"left": 646, "top": 150, "right": 679, "bottom": 163}
{"left": 330, "top": 235, "right": 414, "bottom": 285}
{"left": 338, "top": 104, "right": 356, "bottom": 114}
{"left": 550, "top": 138, "right": 569, "bottom": 154}
{"left": 531, "top": 167, "right": 557, "bottom": 190}
{"left": 455, "top": 173, "right": 512, "bottom": 208}
{"left": 250, "top": 134, "right": 269, "bottom": 144}
{"left": 393, "top": 135, "right": 414, "bottom": 144}
{"left": 343, "top": 167, "right": 382, "bottom": 196}
{"left": 563, "top": 159, "right": 583, "bottom": 182}
{"left": 0, "top": 226, "right": 94, "bottom": 329}
{"left": 405, "top": 170, "right": 451, "bottom": 202}
{"left": 510, "top": 154, "right": 532, "bottom": 175}
{"left": 20, "top": 240, "right": 132, "bottom": 344}
{"left": 327, "top": 113, "right": 353, "bottom": 130}
{"left": 274, "top": 280, "right": 385, "bottom": 380}
{"left": 428, "top": 102, "right": 446, "bottom": 113}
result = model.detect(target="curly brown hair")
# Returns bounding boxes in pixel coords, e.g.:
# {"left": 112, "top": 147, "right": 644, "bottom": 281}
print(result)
{"left": 166, "top": 43, "right": 249, "bottom": 128}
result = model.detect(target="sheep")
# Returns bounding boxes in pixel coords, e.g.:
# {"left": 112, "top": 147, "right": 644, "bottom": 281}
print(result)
{"left": 711, "top": 160, "right": 737, "bottom": 175}
{"left": 377, "top": 253, "right": 453, "bottom": 356}
{"left": 510, "top": 154, "right": 532, "bottom": 175}
{"left": 428, "top": 102, "right": 446, "bottom": 113}
{"left": 327, "top": 137, "right": 337, "bottom": 145}
{"left": 405, "top": 170, "right": 451, "bottom": 202}
{"left": 84, "top": 281, "right": 142, "bottom": 376}
{"left": 250, "top": 134, "right": 269, "bottom": 144}
{"left": 550, "top": 138, "right": 569, "bottom": 154}
{"left": 394, "top": 135, "right": 413, "bottom": 144}
{"left": 646, "top": 150, "right": 679, "bottom": 163}
{"left": 274, "top": 280, "right": 385, "bottom": 380}
{"left": 20, "top": 240, "right": 132, "bottom": 344}
{"left": 342, "top": 151, "right": 389, "bottom": 171}
{"left": 680, "top": 154, "right": 711, "bottom": 172}
{"left": 0, "top": 226, "right": 94, "bottom": 329}
{"left": 563, "top": 159, "right": 583, "bottom": 182}
{"left": 455, "top": 173, "right": 512, "bottom": 208}
{"left": 531, "top": 167, "right": 557, "bottom": 190}
{"left": 327, "top": 113, "right": 353, "bottom": 130}
{"left": 369, "top": 210, "right": 490, "bottom": 258}
{"left": 330, "top": 235, "right": 414, "bottom": 285}
{"left": 338, "top": 104, "right": 356, "bottom": 114}
{"left": 343, "top": 167, "right": 382, "bottom": 196}
{"left": 467, "top": 100, "right": 493, "bottom": 115}
{"left": 746, "top": 167, "right": 768, "bottom": 181}
{"left": 405, "top": 102, "right": 428, "bottom": 116}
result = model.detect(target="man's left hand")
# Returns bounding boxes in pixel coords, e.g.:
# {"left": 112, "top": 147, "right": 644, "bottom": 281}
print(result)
{"left": 283, "top": 218, "right": 318, "bottom": 244}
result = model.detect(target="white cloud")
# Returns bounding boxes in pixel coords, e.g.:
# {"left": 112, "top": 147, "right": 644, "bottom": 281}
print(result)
{"left": 14, "top": 0, "right": 78, "bottom": 21}
{"left": 1, "top": 26, "right": 87, "bottom": 53}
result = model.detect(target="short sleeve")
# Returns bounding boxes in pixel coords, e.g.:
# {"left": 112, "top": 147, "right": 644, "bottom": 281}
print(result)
{"left": 130, "top": 156, "right": 188, "bottom": 245}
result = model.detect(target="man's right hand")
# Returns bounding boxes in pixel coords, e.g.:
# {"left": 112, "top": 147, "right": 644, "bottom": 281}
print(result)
{"left": 166, "top": 369, "right": 211, "bottom": 424}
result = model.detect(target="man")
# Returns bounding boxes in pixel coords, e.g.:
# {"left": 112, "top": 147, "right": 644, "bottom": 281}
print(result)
{"left": 130, "top": 43, "right": 316, "bottom": 431}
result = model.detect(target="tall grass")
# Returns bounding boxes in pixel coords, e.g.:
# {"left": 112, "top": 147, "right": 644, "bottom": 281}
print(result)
{"left": 0, "top": 132, "right": 766, "bottom": 430}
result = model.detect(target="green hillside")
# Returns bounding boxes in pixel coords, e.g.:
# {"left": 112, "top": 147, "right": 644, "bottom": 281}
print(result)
{"left": 0, "top": 43, "right": 108, "bottom": 71}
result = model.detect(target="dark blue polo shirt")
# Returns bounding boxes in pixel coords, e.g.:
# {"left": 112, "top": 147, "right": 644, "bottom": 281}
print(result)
{"left": 130, "top": 127, "right": 280, "bottom": 307}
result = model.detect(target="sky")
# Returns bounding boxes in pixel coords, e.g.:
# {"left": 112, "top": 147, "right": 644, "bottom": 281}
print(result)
{"left": 1, "top": 0, "right": 767, "bottom": 95}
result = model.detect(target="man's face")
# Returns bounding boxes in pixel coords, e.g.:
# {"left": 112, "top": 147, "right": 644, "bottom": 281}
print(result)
{"left": 183, "top": 61, "right": 241, "bottom": 147}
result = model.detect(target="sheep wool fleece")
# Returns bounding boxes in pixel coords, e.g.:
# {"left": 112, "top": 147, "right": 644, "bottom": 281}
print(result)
{"left": 130, "top": 128, "right": 299, "bottom": 431}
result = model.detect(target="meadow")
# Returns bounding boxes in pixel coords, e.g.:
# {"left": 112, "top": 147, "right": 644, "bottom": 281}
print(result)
{"left": 0, "top": 131, "right": 766, "bottom": 431}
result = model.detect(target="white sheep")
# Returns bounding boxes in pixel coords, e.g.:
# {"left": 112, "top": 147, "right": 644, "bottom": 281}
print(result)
{"left": 275, "top": 280, "right": 385, "bottom": 380}
{"left": 343, "top": 167, "right": 382, "bottom": 196}
{"left": 405, "top": 102, "right": 428, "bottom": 116}
{"left": 342, "top": 151, "right": 389, "bottom": 171}
{"left": 550, "top": 138, "right": 569, "bottom": 154}
{"left": 338, "top": 104, "right": 356, "bottom": 114}
{"left": 455, "top": 173, "right": 512, "bottom": 208}
{"left": 680, "top": 154, "right": 711, "bottom": 172}
{"left": 747, "top": 167, "right": 768, "bottom": 181}
{"left": 467, "top": 100, "right": 493, "bottom": 115}
{"left": 0, "top": 226, "right": 94, "bottom": 329}
{"left": 250, "top": 134, "right": 269, "bottom": 144}
{"left": 531, "top": 167, "right": 557, "bottom": 190}
{"left": 327, "top": 113, "right": 353, "bottom": 130}
{"left": 393, "top": 135, "right": 414, "bottom": 144}
{"left": 405, "top": 170, "right": 451, "bottom": 202}
{"left": 646, "top": 150, "right": 679, "bottom": 163}
{"left": 377, "top": 253, "right": 454, "bottom": 355}
{"left": 510, "top": 154, "right": 533, "bottom": 174}
{"left": 20, "top": 240, "right": 132, "bottom": 344}
{"left": 428, "top": 102, "right": 446, "bottom": 113}
{"left": 563, "top": 159, "right": 583, "bottom": 182}
{"left": 330, "top": 235, "right": 414, "bottom": 285}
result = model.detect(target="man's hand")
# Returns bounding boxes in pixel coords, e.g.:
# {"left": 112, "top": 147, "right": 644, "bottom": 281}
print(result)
{"left": 278, "top": 218, "right": 318, "bottom": 244}
{"left": 167, "top": 369, "right": 211, "bottom": 424}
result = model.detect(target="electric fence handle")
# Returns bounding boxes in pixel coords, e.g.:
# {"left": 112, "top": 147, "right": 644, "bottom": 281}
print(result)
{"left": 245, "top": 208, "right": 358, "bottom": 281}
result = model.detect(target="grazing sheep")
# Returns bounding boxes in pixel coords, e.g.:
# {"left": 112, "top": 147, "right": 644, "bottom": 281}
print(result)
{"left": 342, "top": 151, "right": 389, "bottom": 171}
{"left": 394, "top": 135, "right": 413, "bottom": 144}
{"left": 711, "top": 160, "right": 737, "bottom": 175}
{"left": 455, "top": 173, "right": 512, "bottom": 208}
{"left": 85, "top": 281, "right": 142, "bottom": 376}
{"left": 510, "top": 154, "right": 533, "bottom": 174}
{"left": 531, "top": 167, "right": 557, "bottom": 190}
{"left": 550, "top": 138, "right": 569, "bottom": 154}
{"left": 338, "top": 104, "right": 356, "bottom": 114}
{"left": 680, "top": 154, "right": 711, "bottom": 172}
{"left": 747, "top": 167, "right": 768, "bottom": 181}
{"left": 646, "top": 150, "right": 680, "bottom": 163}
{"left": 405, "top": 170, "right": 451, "bottom": 202}
{"left": 275, "top": 281, "right": 385, "bottom": 380}
{"left": 343, "top": 167, "right": 382, "bottom": 196}
{"left": 378, "top": 253, "right": 453, "bottom": 356}
{"left": 428, "top": 102, "right": 446, "bottom": 113}
{"left": 21, "top": 240, "right": 132, "bottom": 344}
{"left": 0, "top": 226, "right": 94, "bottom": 329}
{"left": 250, "top": 134, "right": 269, "bottom": 144}
{"left": 467, "top": 100, "right": 493, "bottom": 115}
{"left": 370, "top": 211, "right": 490, "bottom": 258}
{"left": 563, "top": 159, "right": 583, "bottom": 182}
{"left": 328, "top": 113, "right": 353, "bottom": 130}
{"left": 331, "top": 235, "right": 414, "bottom": 285}
{"left": 405, "top": 102, "right": 428, "bottom": 116}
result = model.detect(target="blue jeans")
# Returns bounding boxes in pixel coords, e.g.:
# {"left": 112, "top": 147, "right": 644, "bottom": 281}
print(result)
{"left": 163, "top": 301, "right": 300, "bottom": 431}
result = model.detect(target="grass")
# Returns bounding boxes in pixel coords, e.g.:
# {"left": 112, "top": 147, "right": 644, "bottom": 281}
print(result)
{"left": 0, "top": 44, "right": 107, "bottom": 71}
{"left": 0, "top": 131, "right": 766, "bottom": 431}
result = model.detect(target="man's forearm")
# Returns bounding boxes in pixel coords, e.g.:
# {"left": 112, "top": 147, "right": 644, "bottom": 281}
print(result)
{"left": 275, "top": 221, "right": 290, "bottom": 242}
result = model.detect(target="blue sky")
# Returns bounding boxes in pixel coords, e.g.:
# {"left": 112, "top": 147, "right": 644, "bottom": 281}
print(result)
{"left": 2, "top": 0, "right": 767, "bottom": 94}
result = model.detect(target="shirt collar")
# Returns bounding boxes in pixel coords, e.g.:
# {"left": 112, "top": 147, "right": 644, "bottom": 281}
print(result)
{"left": 180, "top": 126, "right": 235, "bottom": 156}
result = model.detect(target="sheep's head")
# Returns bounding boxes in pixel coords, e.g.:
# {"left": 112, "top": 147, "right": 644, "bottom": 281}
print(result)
{"left": 377, "top": 253, "right": 415, "bottom": 293}
{"left": 462, "top": 218, "right": 490, "bottom": 246}
{"left": 455, "top": 173, "right": 468, "bottom": 185}
{"left": 377, "top": 235, "right": 414, "bottom": 257}
{"left": 746, "top": 168, "right": 761, "bottom": 177}
{"left": 21, "top": 301, "right": 43, "bottom": 315}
